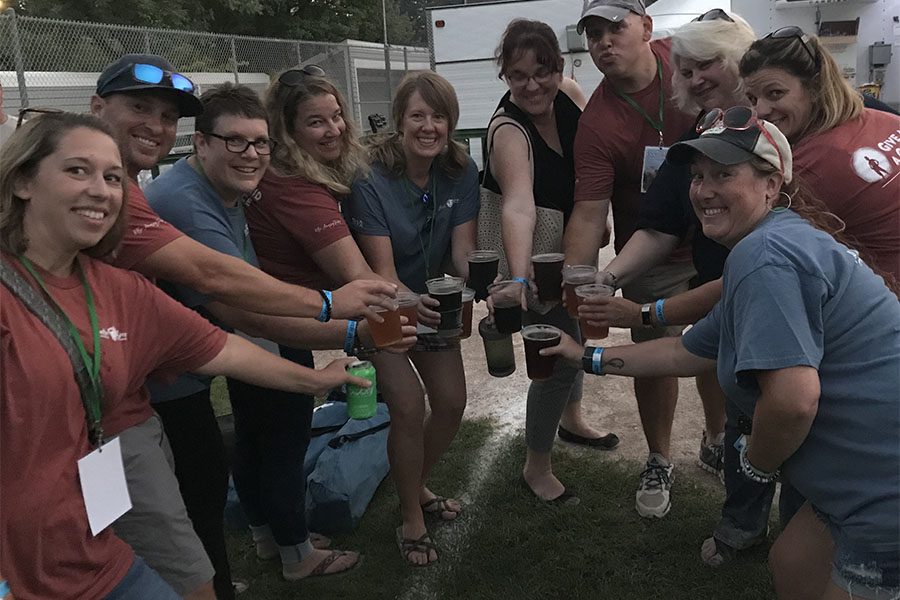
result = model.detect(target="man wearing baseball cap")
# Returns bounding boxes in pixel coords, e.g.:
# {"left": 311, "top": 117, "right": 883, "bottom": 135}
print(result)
{"left": 563, "top": 0, "right": 697, "bottom": 520}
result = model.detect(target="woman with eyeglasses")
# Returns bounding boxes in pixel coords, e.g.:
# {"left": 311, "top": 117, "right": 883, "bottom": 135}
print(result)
{"left": 0, "top": 112, "right": 373, "bottom": 600}
{"left": 478, "top": 18, "right": 618, "bottom": 504}
{"left": 345, "top": 71, "right": 478, "bottom": 566}
{"left": 543, "top": 115, "right": 900, "bottom": 600}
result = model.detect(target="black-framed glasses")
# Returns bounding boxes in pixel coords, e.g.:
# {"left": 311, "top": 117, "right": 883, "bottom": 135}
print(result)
{"left": 278, "top": 65, "right": 326, "bottom": 86}
{"left": 203, "top": 132, "right": 276, "bottom": 155}
{"left": 105, "top": 63, "right": 195, "bottom": 93}
{"left": 505, "top": 67, "right": 557, "bottom": 87}
{"left": 764, "top": 26, "right": 818, "bottom": 66}
{"left": 16, "top": 107, "right": 63, "bottom": 129}
{"left": 692, "top": 8, "right": 733, "bottom": 23}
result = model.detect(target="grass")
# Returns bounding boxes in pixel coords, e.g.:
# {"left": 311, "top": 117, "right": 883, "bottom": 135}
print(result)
{"left": 222, "top": 416, "right": 778, "bottom": 600}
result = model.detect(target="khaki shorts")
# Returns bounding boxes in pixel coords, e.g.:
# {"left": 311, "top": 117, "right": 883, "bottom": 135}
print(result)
{"left": 113, "top": 414, "right": 214, "bottom": 595}
{"left": 621, "top": 261, "right": 697, "bottom": 343}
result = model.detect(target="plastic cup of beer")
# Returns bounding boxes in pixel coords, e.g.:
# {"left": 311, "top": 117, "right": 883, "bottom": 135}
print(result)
{"left": 397, "top": 291, "right": 419, "bottom": 328}
{"left": 479, "top": 316, "right": 516, "bottom": 377}
{"left": 563, "top": 265, "right": 598, "bottom": 318}
{"left": 522, "top": 324, "right": 562, "bottom": 380}
{"left": 426, "top": 276, "right": 465, "bottom": 336}
{"left": 488, "top": 280, "right": 523, "bottom": 334}
{"left": 468, "top": 250, "right": 500, "bottom": 302}
{"left": 365, "top": 299, "right": 403, "bottom": 347}
{"left": 574, "top": 283, "right": 615, "bottom": 339}
{"left": 460, "top": 287, "right": 475, "bottom": 339}
{"left": 532, "top": 253, "right": 565, "bottom": 303}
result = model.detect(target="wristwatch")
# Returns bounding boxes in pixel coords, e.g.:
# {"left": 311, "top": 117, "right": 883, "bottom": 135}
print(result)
{"left": 641, "top": 303, "right": 653, "bottom": 326}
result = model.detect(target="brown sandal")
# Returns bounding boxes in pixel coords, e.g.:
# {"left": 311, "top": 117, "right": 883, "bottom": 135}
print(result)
{"left": 282, "top": 549, "right": 360, "bottom": 581}
{"left": 395, "top": 526, "right": 439, "bottom": 567}
{"left": 420, "top": 496, "right": 461, "bottom": 521}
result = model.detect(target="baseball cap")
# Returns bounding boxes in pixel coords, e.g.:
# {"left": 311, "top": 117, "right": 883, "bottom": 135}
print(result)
{"left": 666, "top": 114, "right": 793, "bottom": 184}
{"left": 577, "top": 0, "right": 647, "bottom": 34}
{"left": 96, "top": 54, "right": 202, "bottom": 118}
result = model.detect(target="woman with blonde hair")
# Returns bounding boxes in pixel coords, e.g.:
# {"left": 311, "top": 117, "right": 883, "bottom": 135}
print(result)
{"left": 345, "top": 71, "right": 478, "bottom": 566}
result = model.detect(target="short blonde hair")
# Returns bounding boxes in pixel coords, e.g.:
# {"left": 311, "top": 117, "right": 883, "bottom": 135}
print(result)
{"left": 1, "top": 113, "right": 127, "bottom": 258}
{"left": 265, "top": 70, "right": 367, "bottom": 195}
{"left": 670, "top": 13, "right": 757, "bottom": 114}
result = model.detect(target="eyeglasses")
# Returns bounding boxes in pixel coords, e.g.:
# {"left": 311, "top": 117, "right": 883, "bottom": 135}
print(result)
{"left": 203, "top": 132, "right": 276, "bottom": 155}
{"left": 278, "top": 65, "right": 327, "bottom": 86}
{"left": 107, "top": 63, "right": 195, "bottom": 93}
{"left": 764, "top": 26, "right": 818, "bottom": 66}
{"left": 505, "top": 68, "right": 555, "bottom": 87}
{"left": 692, "top": 8, "right": 733, "bottom": 23}
{"left": 16, "top": 107, "right": 63, "bottom": 129}
{"left": 697, "top": 106, "right": 785, "bottom": 174}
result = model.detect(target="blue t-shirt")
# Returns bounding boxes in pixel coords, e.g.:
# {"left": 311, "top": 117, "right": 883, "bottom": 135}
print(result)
{"left": 144, "top": 157, "right": 260, "bottom": 402}
{"left": 345, "top": 158, "right": 479, "bottom": 293}
{"left": 683, "top": 210, "right": 900, "bottom": 547}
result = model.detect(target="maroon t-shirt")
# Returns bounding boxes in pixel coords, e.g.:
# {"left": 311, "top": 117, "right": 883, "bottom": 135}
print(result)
{"left": 574, "top": 38, "right": 695, "bottom": 258}
{"left": 1, "top": 254, "right": 226, "bottom": 599}
{"left": 246, "top": 170, "right": 352, "bottom": 290}
{"left": 105, "top": 180, "right": 183, "bottom": 270}
{"left": 792, "top": 107, "right": 900, "bottom": 280}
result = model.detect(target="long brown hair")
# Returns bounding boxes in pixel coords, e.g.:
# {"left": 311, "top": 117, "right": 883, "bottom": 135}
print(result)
{"left": 1, "top": 112, "right": 127, "bottom": 258}
{"left": 495, "top": 19, "right": 564, "bottom": 79}
{"left": 367, "top": 71, "right": 469, "bottom": 179}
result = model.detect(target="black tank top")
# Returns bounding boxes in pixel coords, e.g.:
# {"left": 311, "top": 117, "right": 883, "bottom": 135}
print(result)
{"left": 482, "top": 89, "right": 581, "bottom": 222}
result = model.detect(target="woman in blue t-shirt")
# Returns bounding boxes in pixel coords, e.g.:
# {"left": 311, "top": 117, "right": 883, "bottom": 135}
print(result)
{"left": 545, "top": 113, "right": 900, "bottom": 600}
{"left": 346, "top": 71, "right": 478, "bottom": 566}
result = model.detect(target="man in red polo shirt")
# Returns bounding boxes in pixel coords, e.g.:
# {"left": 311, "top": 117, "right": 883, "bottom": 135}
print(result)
{"left": 563, "top": 0, "right": 697, "bottom": 519}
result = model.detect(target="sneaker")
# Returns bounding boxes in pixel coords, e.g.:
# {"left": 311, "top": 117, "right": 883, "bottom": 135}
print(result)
{"left": 635, "top": 453, "right": 674, "bottom": 518}
{"left": 698, "top": 432, "right": 725, "bottom": 484}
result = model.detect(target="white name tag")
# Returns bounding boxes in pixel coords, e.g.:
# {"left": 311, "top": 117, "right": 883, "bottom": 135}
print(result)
{"left": 77, "top": 436, "right": 132, "bottom": 536}
{"left": 641, "top": 145, "right": 670, "bottom": 193}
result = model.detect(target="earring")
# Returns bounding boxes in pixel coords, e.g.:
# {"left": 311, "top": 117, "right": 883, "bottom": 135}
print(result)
{"left": 769, "top": 191, "right": 792, "bottom": 213}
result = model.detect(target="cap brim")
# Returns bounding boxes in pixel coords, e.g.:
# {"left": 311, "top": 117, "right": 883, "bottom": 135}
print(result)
{"left": 577, "top": 8, "right": 632, "bottom": 33}
{"left": 666, "top": 137, "right": 755, "bottom": 167}
{"left": 100, "top": 85, "right": 202, "bottom": 118}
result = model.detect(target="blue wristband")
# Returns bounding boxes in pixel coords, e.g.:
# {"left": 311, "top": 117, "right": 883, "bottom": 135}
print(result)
{"left": 592, "top": 347, "right": 605, "bottom": 375}
{"left": 317, "top": 290, "right": 333, "bottom": 323}
{"left": 343, "top": 319, "right": 358, "bottom": 355}
{"left": 655, "top": 298, "right": 668, "bottom": 327}
{"left": 512, "top": 276, "right": 529, "bottom": 289}
{"left": 0, "top": 580, "right": 10, "bottom": 597}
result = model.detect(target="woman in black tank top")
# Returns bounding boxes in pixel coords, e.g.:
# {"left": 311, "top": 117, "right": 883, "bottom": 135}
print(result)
{"left": 485, "top": 19, "right": 619, "bottom": 505}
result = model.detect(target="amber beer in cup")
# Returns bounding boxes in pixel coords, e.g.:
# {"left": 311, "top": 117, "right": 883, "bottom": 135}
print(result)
{"left": 426, "top": 276, "right": 465, "bottom": 336}
{"left": 532, "top": 253, "right": 565, "bottom": 302}
{"left": 468, "top": 250, "right": 500, "bottom": 302}
{"left": 365, "top": 299, "right": 403, "bottom": 347}
{"left": 522, "top": 324, "right": 561, "bottom": 380}
{"left": 574, "top": 284, "right": 615, "bottom": 339}
{"left": 460, "top": 288, "right": 475, "bottom": 339}
{"left": 563, "top": 265, "right": 598, "bottom": 318}
{"left": 397, "top": 291, "right": 419, "bottom": 328}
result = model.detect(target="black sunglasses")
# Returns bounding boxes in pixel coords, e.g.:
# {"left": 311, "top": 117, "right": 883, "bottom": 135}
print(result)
{"left": 692, "top": 8, "right": 733, "bottom": 23}
{"left": 16, "top": 107, "right": 63, "bottom": 129}
{"left": 278, "top": 65, "right": 327, "bottom": 86}
{"left": 764, "top": 26, "right": 818, "bottom": 66}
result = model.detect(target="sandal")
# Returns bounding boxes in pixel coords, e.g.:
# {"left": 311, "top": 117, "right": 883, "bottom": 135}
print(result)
{"left": 282, "top": 549, "right": 361, "bottom": 581}
{"left": 421, "top": 496, "right": 461, "bottom": 521}
{"left": 395, "top": 526, "right": 439, "bottom": 567}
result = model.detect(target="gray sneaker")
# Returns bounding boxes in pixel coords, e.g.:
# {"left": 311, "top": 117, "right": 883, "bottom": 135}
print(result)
{"left": 698, "top": 432, "right": 725, "bottom": 484}
{"left": 635, "top": 453, "right": 674, "bottom": 518}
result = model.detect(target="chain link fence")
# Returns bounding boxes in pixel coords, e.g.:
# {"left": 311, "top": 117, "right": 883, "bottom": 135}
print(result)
{"left": 0, "top": 9, "right": 430, "bottom": 153}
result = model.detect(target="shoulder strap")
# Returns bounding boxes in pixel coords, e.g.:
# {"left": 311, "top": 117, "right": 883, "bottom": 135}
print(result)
{"left": 0, "top": 260, "right": 95, "bottom": 405}
{"left": 485, "top": 112, "right": 534, "bottom": 180}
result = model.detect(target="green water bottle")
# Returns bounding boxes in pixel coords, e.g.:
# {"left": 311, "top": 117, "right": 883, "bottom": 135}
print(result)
{"left": 345, "top": 360, "right": 377, "bottom": 419}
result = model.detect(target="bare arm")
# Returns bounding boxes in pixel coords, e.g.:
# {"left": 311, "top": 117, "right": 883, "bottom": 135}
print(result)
{"left": 310, "top": 235, "right": 387, "bottom": 286}
{"left": 133, "top": 236, "right": 396, "bottom": 320}
{"left": 578, "top": 278, "right": 723, "bottom": 329}
{"left": 449, "top": 219, "right": 476, "bottom": 280}
{"left": 559, "top": 77, "right": 588, "bottom": 110}
{"left": 745, "top": 366, "right": 820, "bottom": 473}
{"left": 563, "top": 200, "right": 610, "bottom": 266}
{"left": 601, "top": 228, "right": 680, "bottom": 288}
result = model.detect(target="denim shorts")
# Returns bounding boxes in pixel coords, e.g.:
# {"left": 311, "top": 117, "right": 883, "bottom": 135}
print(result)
{"left": 104, "top": 556, "right": 180, "bottom": 600}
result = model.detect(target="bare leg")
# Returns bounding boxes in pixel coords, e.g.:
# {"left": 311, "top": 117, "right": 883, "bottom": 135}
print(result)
{"left": 696, "top": 371, "right": 726, "bottom": 442}
{"left": 769, "top": 503, "right": 834, "bottom": 600}
{"left": 523, "top": 449, "right": 565, "bottom": 501}
{"left": 635, "top": 376, "right": 678, "bottom": 458}
{"left": 184, "top": 582, "right": 216, "bottom": 600}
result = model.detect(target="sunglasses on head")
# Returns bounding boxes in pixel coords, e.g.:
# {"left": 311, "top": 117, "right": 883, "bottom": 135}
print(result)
{"left": 692, "top": 8, "right": 733, "bottom": 23}
{"left": 764, "top": 26, "right": 818, "bottom": 66}
{"left": 16, "top": 107, "right": 63, "bottom": 129}
{"left": 697, "top": 106, "right": 785, "bottom": 174}
{"left": 107, "top": 63, "right": 195, "bottom": 93}
{"left": 278, "top": 65, "right": 327, "bottom": 86}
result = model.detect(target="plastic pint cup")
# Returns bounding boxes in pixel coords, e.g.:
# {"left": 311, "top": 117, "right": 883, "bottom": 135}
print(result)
{"left": 479, "top": 316, "right": 515, "bottom": 377}
{"left": 563, "top": 265, "right": 598, "bottom": 318}
{"left": 532, "top": 253, "right": 565, "bottom": 302}
{"left": 426, "top": 276, "right": 465, "bottom": 336}
{"left": 460, "top": 288, "right": 475, "bottom": 339}
{"left": 468, "top": 250, "right": 500, "bottom": 302}
{"left": 522, "top": 324, "right": 562, "bottom": 380}
{"left": 574, "top": 283, "right": 615, "bottom": 339}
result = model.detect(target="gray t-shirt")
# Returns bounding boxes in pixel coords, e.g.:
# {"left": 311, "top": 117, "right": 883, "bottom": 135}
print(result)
{"left": 144, "top": 157, "right": 260, "bottom": 402}
{"left": 345, "top": 158, "right": 479, "bottom": 293}
{"left": 683, "top": 210, "right": 900, "bottom": 547}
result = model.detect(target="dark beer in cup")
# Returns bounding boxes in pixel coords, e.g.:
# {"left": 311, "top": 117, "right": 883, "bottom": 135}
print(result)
{"left": 489, "top": 280, "right": 522, "bottom": 334}
{"left": 426, "top": 276, "right": 465, "bottom": 336}
{"left": 460, "top": 288, "right": 475, "bottom": 339}
{"left": 522, "top": 324, "right": 562, "bottom": 380}
{"left": 563, "top": 265, "right": 598, "bottom": 318}
{"left": 468, "top": 250, "right": 500, "bottom": 302}
{"left": 532, "top": 253, "right": 565, "bottom": 302}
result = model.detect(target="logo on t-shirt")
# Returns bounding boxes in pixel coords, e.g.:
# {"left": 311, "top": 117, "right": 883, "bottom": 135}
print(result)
{"left": 851, "top": 148, "right": 892, "bottom": 183}
{"left": 99, "top": 326, "right": 128, "bottom": 342}
{"left": 314, "top": 219, "right": 343, "bottom": 234}
{"left": 445, "top": 198, "right": 459, "bottom": 209}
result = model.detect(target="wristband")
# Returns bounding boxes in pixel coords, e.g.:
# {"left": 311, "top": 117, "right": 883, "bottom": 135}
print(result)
{"left": 343, "top": 320, "right": 358, "bottom": 355}
{"left": 655, "top": 298, "right": 668, "bottom": 327}
{"left": 0, "top": 580, "right": 10, "bottom": 597}
{"left": 512, "top": 276, "right": 529, "bottom": 289}
{"left": 316, "top": 290, "right": 333, "bottom": 323}
{"left": 739, "top": 443, "right": 780, "bottom": 483}
{"left": 582, "top": 346, "right": 606, "bottom": 376}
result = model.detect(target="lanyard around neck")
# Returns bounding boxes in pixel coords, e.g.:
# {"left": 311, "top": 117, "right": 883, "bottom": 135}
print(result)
{"left": 19, "top": 256, "right": 104, "bottom": 446}
{"left": 402, "top": 172, "right": 438, "bottom": 280}
{"left": 614, "top": 55, "right": 665, "bottom": 146}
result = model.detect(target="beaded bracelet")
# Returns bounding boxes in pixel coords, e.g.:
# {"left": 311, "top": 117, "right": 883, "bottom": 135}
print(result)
{"left": 739, "top": 443, "right": 780, "bottom": 483}
{"left": 316, "top": 289, "right": 333, "bottom": 323}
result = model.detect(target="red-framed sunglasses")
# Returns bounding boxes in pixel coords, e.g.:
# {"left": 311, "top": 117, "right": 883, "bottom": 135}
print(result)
{"left": 697, "top": 106, "right": 785, "bottom": 174}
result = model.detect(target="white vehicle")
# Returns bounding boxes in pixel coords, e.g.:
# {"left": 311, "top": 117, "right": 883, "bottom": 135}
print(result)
{"left": 428, "top": 0, "right": 899, "bottom": 165}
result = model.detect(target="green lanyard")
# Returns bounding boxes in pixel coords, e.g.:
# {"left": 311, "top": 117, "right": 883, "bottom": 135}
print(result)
{"left": 403, "top": 173, "right": 438, "bottom": 280}
{"left": 19, "top": 256, "right": 104, "bottom": 447}
{"left": 614, "top": 56, "right": 665, "bottom": 146}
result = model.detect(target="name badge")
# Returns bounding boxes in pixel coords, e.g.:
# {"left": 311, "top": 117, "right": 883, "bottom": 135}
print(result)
{"left": 77, "top": 436, "right": 132, "bottom": 536}
{"left": 641, "top": 146, "right": 669, "bottom": 193}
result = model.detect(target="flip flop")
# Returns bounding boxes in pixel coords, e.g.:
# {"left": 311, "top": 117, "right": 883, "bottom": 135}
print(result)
{"left": 420, "top": 496, "right": 461, "bottom": 521}
{"left": 557, "top": 426, "right": 620, "bottom": 449}
{"left": 396, "top": 526, "right": 439, "bottom": 567}
{"left": 282, "top": 549, "right": 361, "bottom": 581}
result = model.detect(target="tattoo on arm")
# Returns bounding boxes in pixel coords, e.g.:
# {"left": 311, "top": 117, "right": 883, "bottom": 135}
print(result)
{"left": 604, "top": 358, "right": 624, "bottom": 370}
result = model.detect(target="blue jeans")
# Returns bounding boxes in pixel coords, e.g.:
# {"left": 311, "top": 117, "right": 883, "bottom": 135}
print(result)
{"left": 229, "top": 345, "right": 315, "bottom": 546}
{"left": 104, "top": 556, "right": 180, "bottom": 600}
